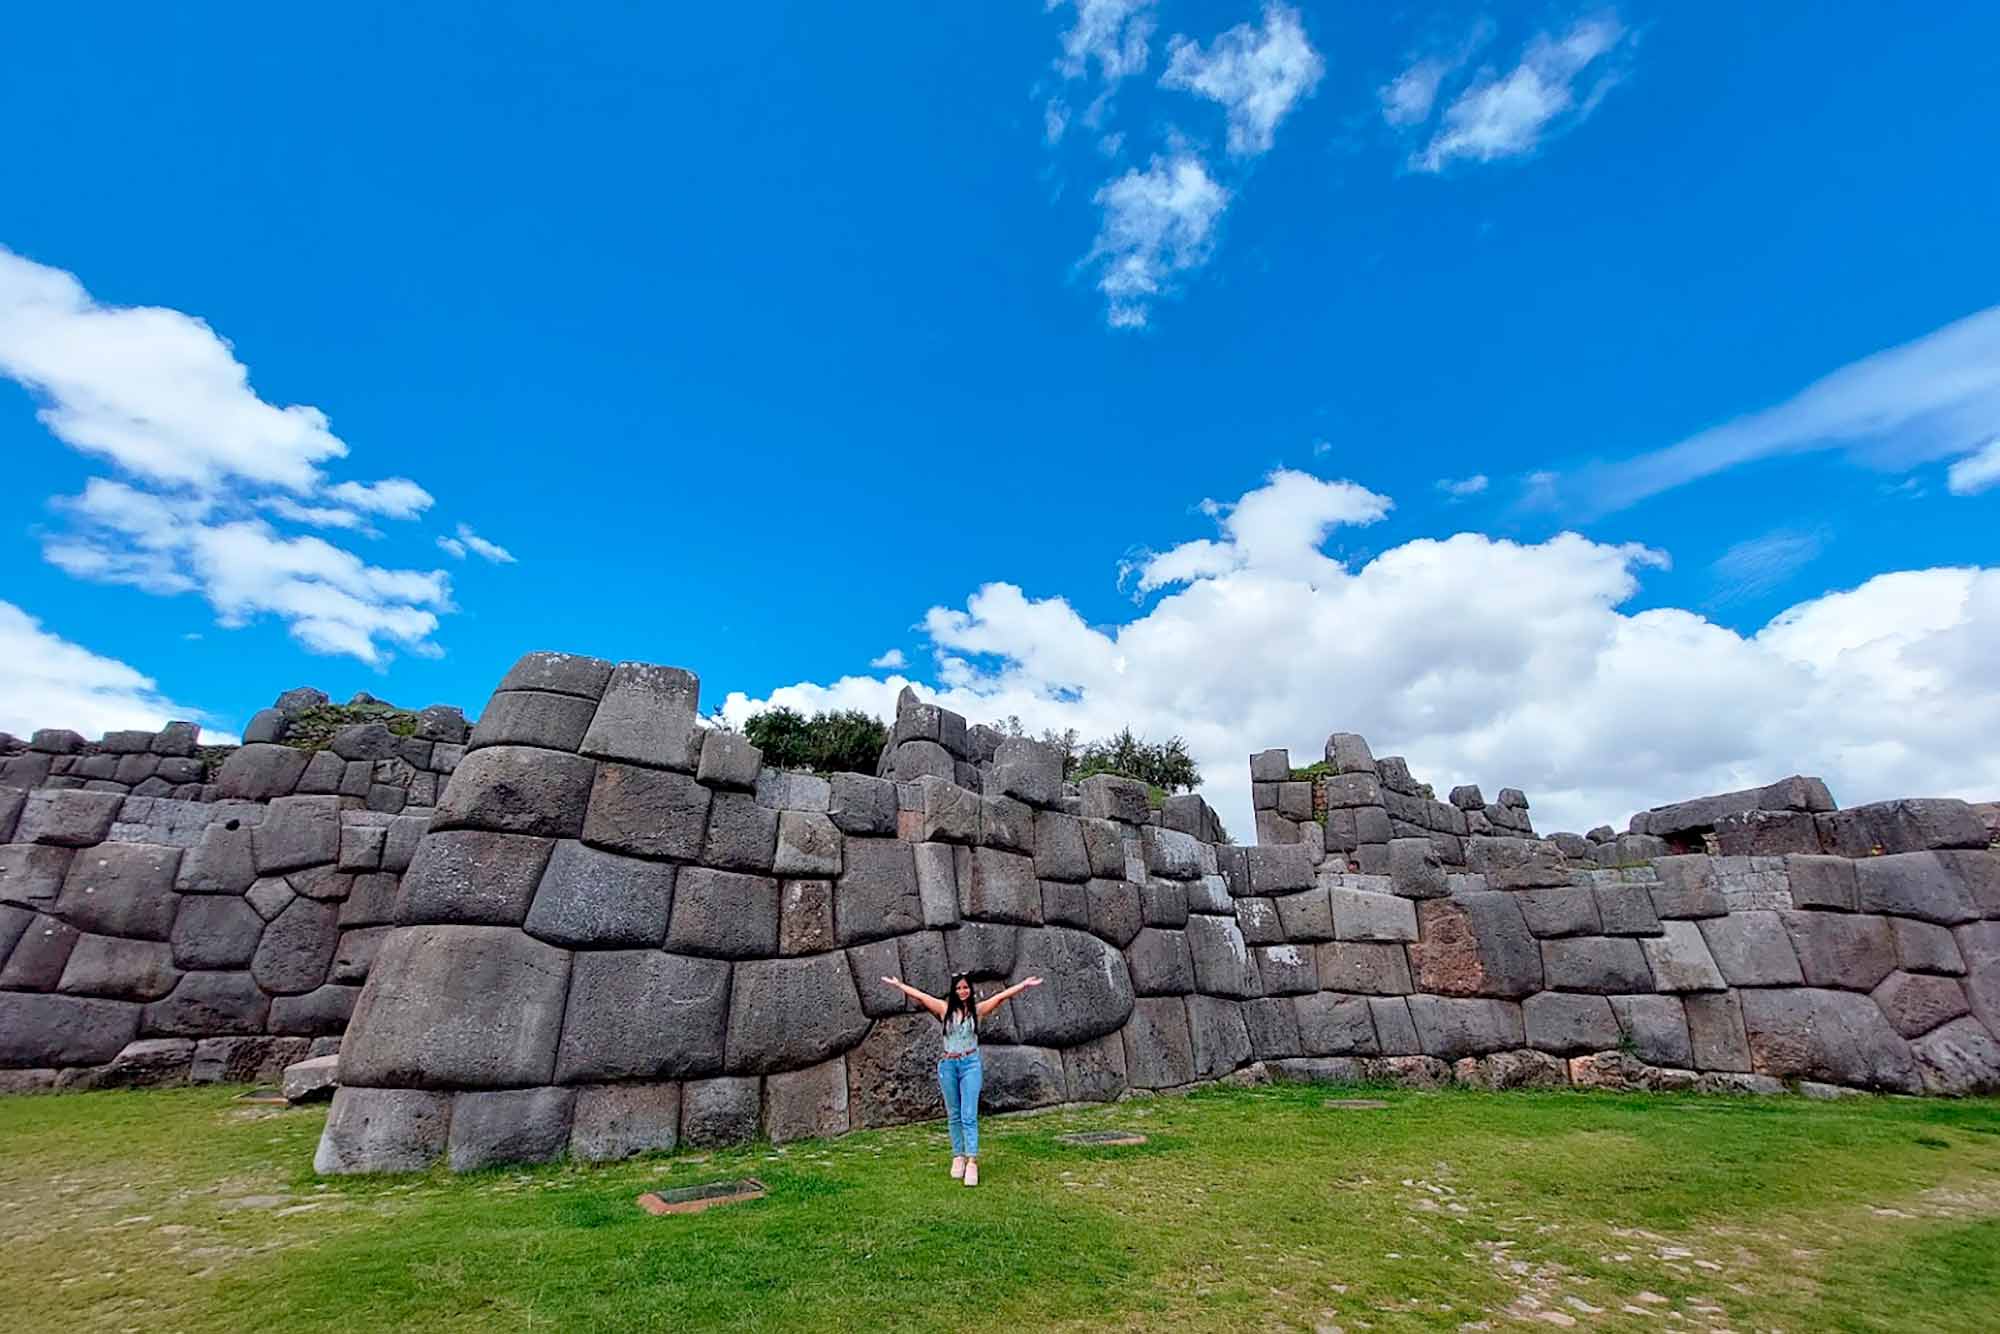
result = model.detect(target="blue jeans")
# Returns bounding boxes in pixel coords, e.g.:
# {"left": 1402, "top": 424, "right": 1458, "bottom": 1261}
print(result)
{"left": 938, "top": 1052, "right": 982, "bottom": 1157}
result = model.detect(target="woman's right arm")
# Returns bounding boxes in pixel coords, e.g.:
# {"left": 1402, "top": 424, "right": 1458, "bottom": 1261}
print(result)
{"left": 880, "top": 976, "right": 947, "bottom": 1019}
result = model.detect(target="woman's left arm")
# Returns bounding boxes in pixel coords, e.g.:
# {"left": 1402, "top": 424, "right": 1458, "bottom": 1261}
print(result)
{"left": 975, "top": 975, "right": 1043, "bottom": 1018}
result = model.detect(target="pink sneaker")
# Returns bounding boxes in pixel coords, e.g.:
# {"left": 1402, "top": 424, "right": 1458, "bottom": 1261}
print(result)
{"left": 963, "top": 1160, "right": 979, "bottom": 1187}
{"left": 950, "top": 1156, "right": 966, "bottom": 1179}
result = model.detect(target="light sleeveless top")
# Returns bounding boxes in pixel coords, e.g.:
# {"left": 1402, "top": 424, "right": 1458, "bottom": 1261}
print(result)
{"left": 941, "top": 1013, "right": 978, "bottom": 1057}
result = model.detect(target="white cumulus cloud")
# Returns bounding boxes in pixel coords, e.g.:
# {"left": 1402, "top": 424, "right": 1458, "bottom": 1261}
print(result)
{"left": 1436, "top": 474, "right": 1490, "bottom": 499}
{"left": 720, "top": 471, "right": 2000, "bottom": 843}
{"left": 0, "top": 600, "right": 238, "bottom": 744}
{"left": 444, "top": 523, "right": 516, "bottom": 564}
{"left": 1414, "top": 14, "right": 1629, "bottom": 172}
{"left": 869, "top": 648, "right": 909, "bottom": 670}
{"left": 327, "top": 477, "right": 434, "bottom": 519}
{"left": 1051, "top": 0, "right": 1156, "bottom": 86}
{"left": 1160, "top": 3, "right": 1324, "bottom": 157}
{"left": 1085, "top": 151, "right": 1230, "bottom": 329}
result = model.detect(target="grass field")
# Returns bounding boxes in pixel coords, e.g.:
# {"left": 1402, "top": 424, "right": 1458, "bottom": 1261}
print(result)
{"left": 2, "top": 1081, "right": 1997, "bottom": 1332}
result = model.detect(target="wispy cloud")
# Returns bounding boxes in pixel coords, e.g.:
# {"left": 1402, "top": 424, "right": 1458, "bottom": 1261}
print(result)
{"left": 1044, "top": 0, "right": 1157, "bottom": 141}
{"left": 1947, "top": 437, "right": 2000, "bottom": 496}
{"left": 1160, "top": 3, "right": 1323, "bottom": 157}
{"left": 1379, "top": 20, "right": 1493, "bottom": 129}
{"left": 1710, "top": 529, "right": 1827, "bottom": 604}
{"left": 1084, "top": 152, "right": 1230, "bottom": 329}
{"left": 327, "top": 477, "right": 434, "bottom": 519}
{"left": 1436, "top": 474, "right": 1490, "bottom": 499}
{"left": 1575, "top": 304, "right": 2000, "bottom": 513}
{"left": 438, "top": 522, "right": 516, "bottom": 565}
{"left": 1412, "top": 14, "right": 1629, "bottom": 172}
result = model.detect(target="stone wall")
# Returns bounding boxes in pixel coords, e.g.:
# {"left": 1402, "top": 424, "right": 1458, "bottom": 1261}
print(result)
{"left": 298, "top": 651, "right": 1999, "bottom": 1176}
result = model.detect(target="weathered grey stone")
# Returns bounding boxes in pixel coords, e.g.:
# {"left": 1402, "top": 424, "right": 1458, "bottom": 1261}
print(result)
{"left": 1272, "top": 885, "right": 1334, "bottom": 941}
{"left": 1407, "top": 996, "right": 1523, "bottom": 1060}
{"left": 1041, "top": 878, "right": 1090, "bottom": 929}
{"left": 554, "top": 949, "right": 729, "bottom": 1083}
{"left": 0, "top": 991, "right": 141, "bottom": 1066}
{"left": 853, "top": 935, "right": 917, "bottom": 1016}
{"left": 1294, "top": 993, "right": 1379, "bottom": 1057}
{"left": 497, "top": 651, "right": 616, "bottom": 700}
{"left": 1254, "top": 943, "right": 1317, "bottom": 995}
{"left": 1060, "top": 1031, "right": 1128, "bottom": 1102}
{"left": 1122, "top": 996, "right": 1195, "bottom": 1088}
{"left": 329, "top": 724, "right": 400, "bottom": 762}
{"left": 1910, "top": 1017, "right": 2000, "bottom": 1096}
{"left": 1635, "top": 776, "right": 1835, "bottom": 839}
{"left": 523, "top": 840, "right": 675, "bottom": 948}
{"left": 0, "top": 902, "right": 29, "bottom": 966}
{"left": 1454, "top": 1049, "right": 1569, "bottom": 1090}
{"left": 1410, "top": 893, "right": 1541, "bottom": 997}
{"left": 433, "top": 745, "right": 596, "bottom": 839}
{"left": 1609, "top": 994, "right": 1691, "bottom": 1067}
{"left": 830, "top": 838, "right": 920, "bottom": 946}
{"left": 1028, "top": 810, "right": 1087, "bottom": 882}
{"left": 331, "top": 925, "right": 391, "bottom": 983}
{"left": 579, "top": 762, "right": 709, "bottom": 861}
{"left": 945, "top": 922, "right": 1019, "bottom": 978}
{"left": 1125, "top": 928, "right": 1195, "bottom": 995}
{"left": 666, "top": 868, "right": 779, "bottom": 958}
{"left": 140, "top": 970, "right": 268, "bottom": 1036}
{"left": 1005, "top": 927, "right": 1138, "bottom": 1044}
{"left": 1139, "top": 825, "right": 1201, "bottom": 882}
{"left": 1314, "top": 941, "right": 1414, "bottom": 994}
{"left": 1360, "top": 997, "right": 1417, "bottom": 1054}
{"left": 468, "top": 690, "right": 597, "bottom": 753}
{"left": 1739, "top": 987, "right": 1920, "bottom": 1091}
{"left": 336, "top": 871, "right": 398, "bottom": 928}
{"left": 1185, "top": 995, "right": 1253, "bottom": 1078}
{"left": 1684, "top": 991, "right": 1753, "bottom": 1072}
{"left": 30, "top": 728, "right": 85, "bottom": 755}
{"left": 1650, "top": 855, "right": 1728, "bottom": 918}
{"left": 1786, "top": 854, "right": 1857, "bottom": 911}
{"left": 336, "top": 821, "right": 387, "bottom": 872}
{"left": 1255, "top": 811, "right": 1300, "bottom": 846}
{"left": 1084, "top": 878, "right": 1143, "bottom": 947}
{"left": 54, "top": 934, "right": 177, "bottom": 1000}
{"left": 1696, "top": 911, "right": 1805, "bottom": 986}
{"left": 989, "top": 737, "right": 1063, "bottom": 808}
{"left": 341, "top": 925, "right": 572, "bottom": 1089}
{"left": 1515, "top": 887, "right": 1600, "bottom": 938}
{"left": 763, "top": 1058, "right": 850, "bottom": 1143}
{"left": 699, "top": 792, "right": 779, "bottom": 873}
{"left": 676, "top": 1075, "right": 759, "bottom": 1146}
{"left": 975, "top": 1044, "right": 1060, "bottom": 1112}
{"left": 214, "top": 744, "right": 310, "bottom": 801}
{"left": 241, "top": 709, "right": 287, "bottom": 745}
{"left": 1782, "top": 911, "right": 1897, "bottom": 990}
{"left": 282, "top": 1052, "right": 341, "bottom": 1103}
{"left": 415, "top": 705, "right": 469, "bottom": 745}
{"left": 0, "top": 843, "right": 72, "bottom": 908}
{"left": 250, "top": 896, "right": 343, "bottom": 995}
{"left": 1077, "top": 775, "right": 1149, "bottom": 827}
{"left": 269, "top": 984, "right": 361, "bottom": 1035}
{"left": 1249, "top": 749, "right": 1292, "bottom": 782}
{"left": 1882, "top": 920, "right": 1961, "bottom": 987}
{"left": 1245, "top": 847, "right": 1312, "bottom": 899}
{"left": 1232, "top": 897, "right": 1280, "bottom": 945}
{"left": 0, "top": 913, "right": 76, "bottom": 988}
{"left": 398, "top": 830, "right": 555, "bottom": 926}
{"left": 55, "top": 842, "right": 181, "bottom": 939}
{"left": 1540, "top": 936, "right": 1654, "bottom": 993}
{"left": 1595, "top": 885, "right": 1663, "bottom": 937}
{"left": 756, "top": 769, "right": 831, "bottom": 813}
{"left": 1853, "top": 851, "right": 1980, "bottom": 925}
{"left": 17, "top": 788, "right": 123, "bottom": 848}
{"left": 1642, "top": 920, "right": 1726, "bottom": 992}
{"left": 838, "top": 1014, "right": 938, "bottom": 1128}
{"left": 958, "top": 846, "right": 1041, "bottom": 925}
{"left": 381, "top": 815, "right": 426, "bottom": 872}
{"left": 724, "top": 953, "right": 869, "bottom": 1074}
{"left": 1386, "top": 836, "right": 1448, "bottom": 900}
{"left": 1241, "top": 995, "right": 1302, "bottom": 1058}
{"left": 692, "top": 730, "right": 761, "bottom": 790}
{"left": 1818, "top": 799, "right": 1987, "bottom": 857}
{"left": 768, "top": 879, "right": 832, "bottom": 958}
{"left": 288, "top": 865, "right": 355, "bottom": 902}
{"left": 245, "top": 875, "right": 295, "bottom": 922}
{"left": 1322, "top": 733, "right": 1374, "bottom": 775}
{"left": 576, "top": 662, "right": 702, "bottom": 771}
{"left": 1523, "top": 991, "right": 1620, "bottom": 1055}
{"left": 1185, "top": 913, "right": 1259, "bottom": 998}
{"left": 569, "top": 1082, "right": 681, "bottom": 1161}
{"left": 827, "top": 772, "right": 897, "bottom": 836}
{"left": 1139, "top": 879, "right": 1188, "bottom": 928}
{"left": 1871, "top": 971, "right": 1969, "bottom": 1038}
{"left": 1078, "top": 820, "right": 1126, "bottom": 881}
{"left": 50, "top": 1037, "right": 196, "bottom": 1091}
{"left": 315, "top": 1087, "right": 451, "bottom": 1174}
{"left": 339, "top": 759, "right": 374, "bottom": 799}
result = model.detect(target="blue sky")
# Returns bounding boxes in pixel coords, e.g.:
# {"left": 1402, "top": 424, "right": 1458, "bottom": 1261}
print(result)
{"left": 4, "top": 3, "right": 1997, "bottom": 835}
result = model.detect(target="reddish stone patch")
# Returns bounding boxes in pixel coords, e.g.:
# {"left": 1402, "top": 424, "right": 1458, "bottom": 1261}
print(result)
{"left": 636, "top": 1178, "right": 766, "bottom": 1216}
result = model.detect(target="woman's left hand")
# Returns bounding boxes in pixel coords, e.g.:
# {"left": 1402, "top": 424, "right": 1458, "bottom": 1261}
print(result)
{"left": 1022, "top": 976, "right": 1044, "bottom": 987}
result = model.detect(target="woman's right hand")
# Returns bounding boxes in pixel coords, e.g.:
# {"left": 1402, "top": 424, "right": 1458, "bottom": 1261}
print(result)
{"left": 880, "top": 976, "right": 901, "bottom": 988}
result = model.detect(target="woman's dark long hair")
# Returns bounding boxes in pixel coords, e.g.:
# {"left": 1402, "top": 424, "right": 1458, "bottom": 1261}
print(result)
{"left": 941, "top": 972, "right": 978, "bottom": 1030}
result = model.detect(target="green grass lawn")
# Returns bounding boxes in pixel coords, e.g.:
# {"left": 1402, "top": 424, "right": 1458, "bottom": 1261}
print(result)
{"left": 3, "top": 1082, "right": 1998, "bottom": 1332}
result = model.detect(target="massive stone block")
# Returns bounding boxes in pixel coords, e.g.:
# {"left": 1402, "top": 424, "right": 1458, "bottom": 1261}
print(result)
{"left": 555, "top": 950, "right": 730, "bottom": 1082}
{"left": 1122, "top": 996, "right": 1195, "bottom": 1089}
{"left": 1079, "top": 774, "right": 1150, "bottom": 825}
{"left": 1781, "top": 912, "right": 1897, "bottom": 991}
{"left": 1515, "top": 887, "right": 1601, "bottom": 938}
{"left": 270, "top": 984, "right": 361, "bottom": 1035}
{"left": 213, "top": 745, "right": 310, "bottom": 802}
{"left": 1062, "top": 1031, "right": 1129, "bottom": 1102}
{"left": 764, "top": 1058, "right": 851, "bottom": 1142}
{"left": 1273, "top": 886, "right": 1334, "bottom": 942}
{"left": 1650, "top": 856, "right": 1728, "bottom": 919}
{"left": 500, "top": 651, "right": 616, "bottom": 701}
{"left": 828, "top": 773, "right": 898, "bottom": 837}
{"left": 449, "top": 1086, "right": 576, "bottom": 1170}
{"left": 945, "top": 922, "right": 1019, "bottom": 979}
{"left": 1008, "top": 926, "right": 1135, "bottom": 1045}
{"left": 703, "top": 792, "right": 780, "bottom": 873}
{"left": 141, "top": 971, "right": 268, "bottom": 1036}
{"left": 315, "top": 1087, "right": 452, "bottom": 1174}
{"left": 398, "top": 830, "right": 555, "bottom": 927}
{"left": 1185, "top": 914, "right": 1259, "bottom": 998}
{"left": 1255, "top": 943, "right": 1317, "bottom": 995}
{"left": 524, "top": 840, "right": 675, "bottom": 948}
{"left": 569, "top": 1082, "right": 681, "bottom": 1162}
{"left": 1125, "top": 928, "right": 1196, "bottom": 994}
{"left": 1818, "top": 799, "right": 1987, "bottom": 857}
{"left": 55, "top": 843, "right": 181, "bottom": 939}
{"left": 341, "top": 925, "right": 573, "bottom": 1089}
{"left": 847, "top": 1014, "right": 943, "bottom": 1128}
{"left": 959, "top": 846, "right": 1042, "bottom": 925}
{"left": 775, "top": 811, "right": 843, "bottom": 878}
{"left": 1524, "top": 991, "right": 1620, "bottom": 1055}
{"left": 1610, "top": 994, "right": 1691, "bottom": 1067}
{"left": 1891, "top": 918, "right": 1965, "bottom": 976}
{"left": 252, "top": 897, "right": 342, "bottom": 995}
{"left": 1683, "top": 991, "right": 1753, "bottom": 1072}
{"left": 0, "top": 991, "right": 142, "bottom": 1066}
{"left": 1410, "top": 894, "right": 1542, "bottom": 997}
{"left": 0, "top": 844, "right": 72, "bottom": 908}
{"left": 1084, "top": 878, "right": 1143, "bottom": 948}
{"left": 1294, "top": 993, "right": 1379, "bottom": 1057}
{"left": 1739, "top": 987, "right": 1921, "bottom": 1092}
{"left": 177, "top": 824, "right": 258, "bottom": 894}
{"left": 578, "top": 663, "right": 701, "bottom": 771}
{"left": 469, "top": 690, "right": 597, "bottom": 753}
{"left": 1871, "top": 972, "right": 1970, "bottom": 1038}
{"left": 724, "top": 954, "right": 870, "bottom": 1074}
{"left": 436, "top": 746, "right": 596, "bottom": 839}
{"left": 1910, "top": 1017, "right": 2000, "bottom": 1096}
{"left": 57, "top": 934, "right": 180, "bottom": 1001}
{"left": 1186, "top": 995, "right": 1253, "bottom": 1078}
{"left": 1540, "top": 937, "right": 1654, "bottom": 994}
{"left": 1852, "top": 852, "right": 1981, "bottom": 925}
{"left": 579, "top": 762, "right": 709, "bottom": 859}
{"left": 1697, "top": 911, "right": 1805, "bottom": 986}
{"left": 1033, "top": 810, "right": 1090, "bottom": 882}
{"left": 1786, "top": 854, "right": 1857, "bottom": 911}
{"left": 666, "top": 868, "right": 779, "bottom": 958}
{"left": 1314, "top": 942, "right": 1414, "bottom": 994}
{"left": 1406, "top": 996, "right": 1524, "bottom": 1061}
{"left": 835, "top": 839, "right": 922, "bottom": 945}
